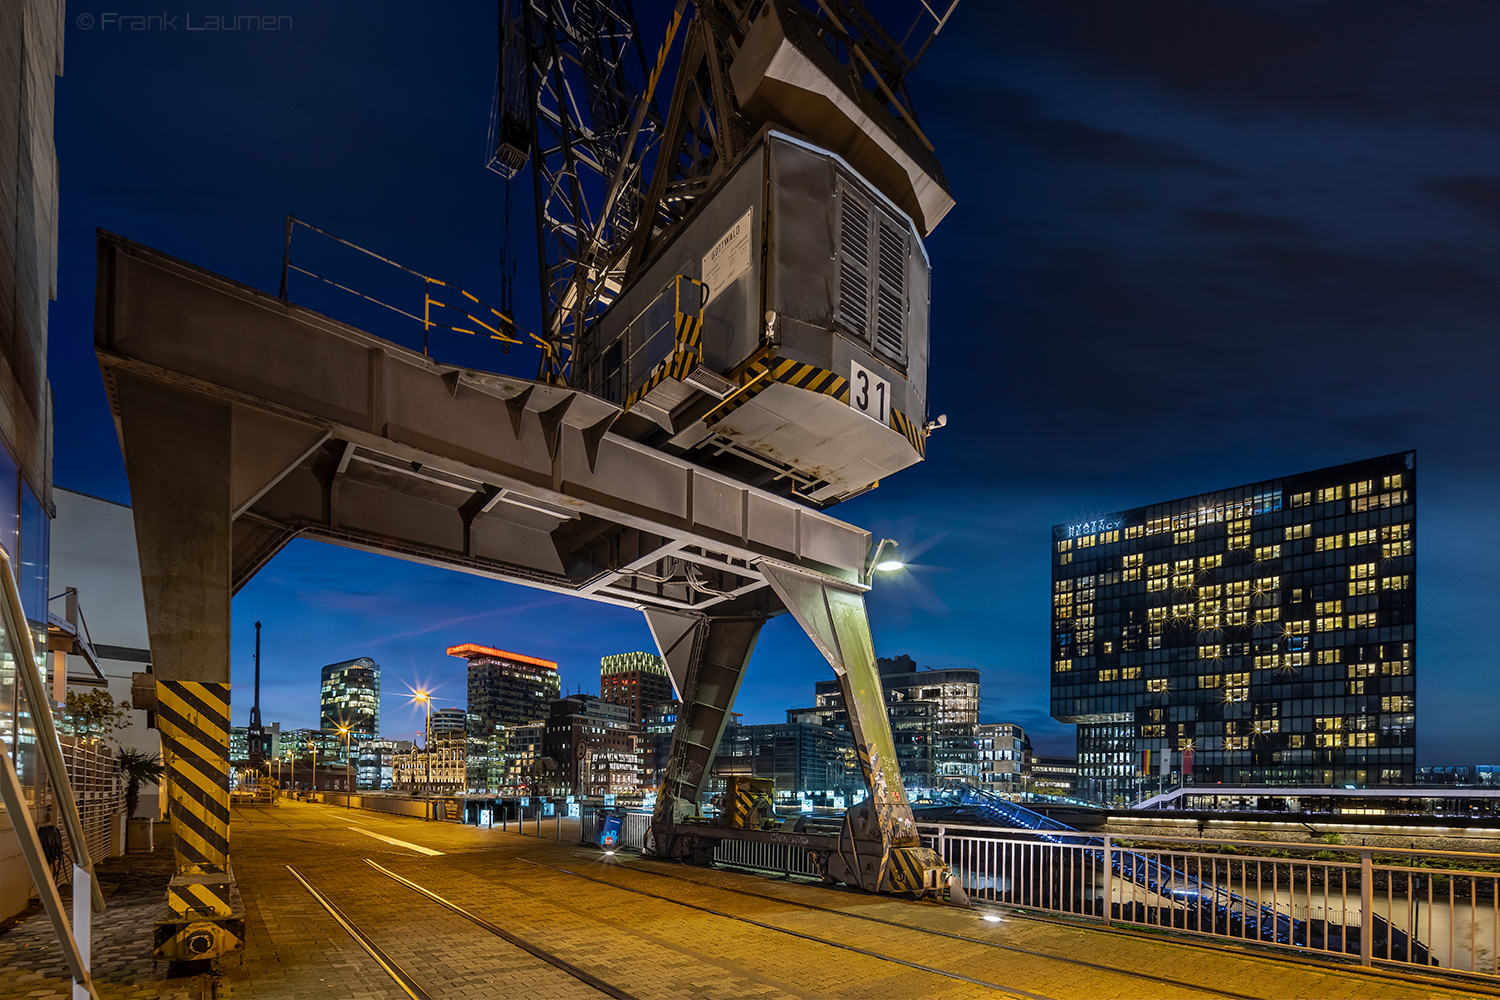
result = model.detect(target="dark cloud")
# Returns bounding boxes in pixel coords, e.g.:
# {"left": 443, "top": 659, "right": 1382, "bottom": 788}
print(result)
{"left": 1014, "top": 116, "right": 1220, "bottom": 170}
{"left": 1184, "top": 209, "right": 1306, "bottom": 239}
{"left": 965, "top": 1, "right": 1500, "bottom": 122}
{"left": 1426, "top": 176, "right": 1500, "bottom": 227}
{"left": 936, "top": 85, "right": 1222, "bottom": 172}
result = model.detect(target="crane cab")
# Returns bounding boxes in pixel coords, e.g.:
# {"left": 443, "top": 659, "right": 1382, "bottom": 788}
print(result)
{"left": 579, "top": 132, "right": 932, "bottom": 506}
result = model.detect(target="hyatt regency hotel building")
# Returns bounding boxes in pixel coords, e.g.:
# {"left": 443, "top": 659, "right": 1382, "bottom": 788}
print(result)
{"left": 1051, "top": 453, "right": 1416, "bottom": 802}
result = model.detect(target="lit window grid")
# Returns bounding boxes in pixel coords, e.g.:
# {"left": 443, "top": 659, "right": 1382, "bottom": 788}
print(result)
{"left": 319, "top": 659, "right": 380, "bottom": 737}
{"left": 1051, "top": 454, "right": 1415, "bottom": 793}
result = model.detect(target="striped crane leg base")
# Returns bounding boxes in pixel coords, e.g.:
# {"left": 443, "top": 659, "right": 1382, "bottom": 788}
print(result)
{"left": 153, "top": 680, "right": 245, "bottom": 961}
{"left": 156, "top": 681, "right": 232, "bottom": 877}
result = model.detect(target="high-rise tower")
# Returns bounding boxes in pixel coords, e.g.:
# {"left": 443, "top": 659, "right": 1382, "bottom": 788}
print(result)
{"left": 600, "top": 651, "right": 673, "bottom": 726}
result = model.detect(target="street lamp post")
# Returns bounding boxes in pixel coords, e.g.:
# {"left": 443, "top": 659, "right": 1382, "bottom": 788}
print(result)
{"left": 415, "top": 691, "right": 433, "bottom": 821}
{"left": 309, "top": 739, "right": 318, "bottom": 799}
{"left": 338, "top": 725, "right": 353, "bottom": 807}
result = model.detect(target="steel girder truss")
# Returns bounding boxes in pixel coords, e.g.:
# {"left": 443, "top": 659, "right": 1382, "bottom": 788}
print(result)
{"left": 625, "top": 0, "right": 951, "bottom": 279}
{"left": 502, "top": 0, "right": 956, "bottom": 385}
{"left": 504, "top": 0, "right": 666, "bottom": 385}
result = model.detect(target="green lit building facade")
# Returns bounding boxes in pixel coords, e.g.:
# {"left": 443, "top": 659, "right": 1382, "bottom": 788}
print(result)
{"left": 1051, "top": 453, "right": 1416, "bottom": 803}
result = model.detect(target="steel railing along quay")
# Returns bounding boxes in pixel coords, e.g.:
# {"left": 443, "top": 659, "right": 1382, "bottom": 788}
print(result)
{"left": 711, "top": 837, "right": 822, "bottom": 877}
{"left": 922, "top": 823, "right": 1499, "bottom": 979}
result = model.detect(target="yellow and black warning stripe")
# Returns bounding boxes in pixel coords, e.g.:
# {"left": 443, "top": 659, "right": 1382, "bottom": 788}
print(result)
{"left": 168, "top": 879, "right": 234, "bottom": 919}
{"left": 854, "top": 741, "right": 875, "bottom": 784}
{"left": 708, "top": 357, "right": 850, "bottom": 424}
{"left": 885, "top": 847, "right": 931, "bottom": 893}
{"left": 727, "top": 786, "right": 756, "bottom": 829}
{"left": 889, "top": 407, "right": 926, "bottom": 459}
{"left": 624, "top": 282, "right": 707, "bottom": 411}
{"left": 156, "top": 680, "right": 231, "bottom": 875}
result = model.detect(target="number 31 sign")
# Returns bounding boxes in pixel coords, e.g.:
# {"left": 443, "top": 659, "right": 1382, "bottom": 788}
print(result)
{"left": 848, "top": 360, "right": 890, "bottom": 425}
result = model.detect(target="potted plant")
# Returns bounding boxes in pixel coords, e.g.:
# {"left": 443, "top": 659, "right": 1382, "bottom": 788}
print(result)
{"left": 117, "top": 748, "right": 165, "bottom": 853}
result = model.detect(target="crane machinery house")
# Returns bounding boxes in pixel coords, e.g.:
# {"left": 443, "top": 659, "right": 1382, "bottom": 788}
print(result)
{"left": 574, "top": 4, "right": 952, "bottom": 507}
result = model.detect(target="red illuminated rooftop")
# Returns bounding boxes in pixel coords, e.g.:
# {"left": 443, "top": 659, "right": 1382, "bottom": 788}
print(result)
{"left": 444, "top": 644, "right": 558, "bottom": 669}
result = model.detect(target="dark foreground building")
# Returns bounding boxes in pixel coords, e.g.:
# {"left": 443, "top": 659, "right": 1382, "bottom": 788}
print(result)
{"left": 1051, "top": 453, "right": 1416, "bottom": 802}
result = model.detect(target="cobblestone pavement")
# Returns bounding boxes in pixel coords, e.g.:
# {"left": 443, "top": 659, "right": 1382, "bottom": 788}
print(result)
{"left": 0, "top": 832, "right": 217, "bottom": 998}
{"left": 4, "top": 799, "right": 1497, "bottom": 999}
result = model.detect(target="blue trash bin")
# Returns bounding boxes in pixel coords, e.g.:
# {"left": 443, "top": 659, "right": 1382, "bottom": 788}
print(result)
{"left": 598, "top": 810, "right": 623, "bottom": 849}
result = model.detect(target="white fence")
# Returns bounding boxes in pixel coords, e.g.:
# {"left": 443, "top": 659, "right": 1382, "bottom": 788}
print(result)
{"left": 58, "top": 736, "right": 122, "bottom": 864}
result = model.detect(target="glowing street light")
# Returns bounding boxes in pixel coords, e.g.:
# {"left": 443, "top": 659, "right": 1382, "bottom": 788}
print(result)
{"left": 867, "top": 538, "right": 904, "bottom": 582}
{"left": 414, "top": 690, "right": 433, "bottom": 820}
{"left": 337, "top": 724, "right": 353, "bottom": 807}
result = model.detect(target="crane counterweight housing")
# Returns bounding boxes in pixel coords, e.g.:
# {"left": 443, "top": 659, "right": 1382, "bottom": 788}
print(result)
{"left": 580, "top": 130, "right": 932, "bottom": 506}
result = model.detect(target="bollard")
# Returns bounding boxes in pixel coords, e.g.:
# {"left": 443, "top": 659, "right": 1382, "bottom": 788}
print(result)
{"left": 1360, "top": 850, "right": 1373, "bottom": 966}
{"left": 1103, "top": 835, "right": 1113, "bottom": 927}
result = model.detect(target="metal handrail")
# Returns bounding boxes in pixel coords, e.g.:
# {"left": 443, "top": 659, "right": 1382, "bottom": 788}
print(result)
{"left": 0, "top": 545, "right": 103, "bottom": 998}
{"left": 2, "top": 547, "right": 104, "bottom": 913}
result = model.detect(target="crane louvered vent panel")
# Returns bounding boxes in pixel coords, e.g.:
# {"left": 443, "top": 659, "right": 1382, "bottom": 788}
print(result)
{"left": 874, "top": 219, "right": 907, "bottom": 361}
{"left": 836, "top": 192, "right": 871, "bottom": 340}
{"left": 835, "top": 183, "right": 909, "bottom": 366}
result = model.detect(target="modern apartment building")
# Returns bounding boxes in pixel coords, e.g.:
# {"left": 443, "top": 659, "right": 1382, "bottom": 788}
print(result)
{"left": 976, "top": 723, "right": 1029, "bottom": 795}
{"left": 600, "top": 651, "right": 674, "bottom": 725}
{"left": 1051, "top": 453, "right": 1417, "bottom": 802}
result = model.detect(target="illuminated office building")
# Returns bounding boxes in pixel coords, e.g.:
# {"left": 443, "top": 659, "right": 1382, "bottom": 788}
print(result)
{"left": 792, "top": 654, "right": 981, "bottom": 787}
{"left": 1051, "top": 453, "right": 1416, "bottom": 801}
{"left": 451, "top": 644, "right": 562, "bottom": 733}
{"left": 319, "top": 657, "right": 380, "bottom": 738}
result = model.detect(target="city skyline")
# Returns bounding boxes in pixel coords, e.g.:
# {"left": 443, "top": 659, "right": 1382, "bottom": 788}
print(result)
{"left": 46, "top": 3, "right": 1500, "bottom": 764}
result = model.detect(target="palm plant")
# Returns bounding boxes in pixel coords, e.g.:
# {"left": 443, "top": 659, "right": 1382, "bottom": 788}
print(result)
{"left": 116, "top": 748, "right": 165, "bottom": 818}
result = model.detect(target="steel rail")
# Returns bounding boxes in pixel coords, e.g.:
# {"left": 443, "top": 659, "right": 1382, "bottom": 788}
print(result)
{"left": 286, "top": 865, "right": 431, "bottom": 1000}
{"left": 607, "top": 856, "right": 1263, "bottom": 1000}
{"left": 362, "top": 859, "right": 635, "bottom": 1000}
{"left": 518, "top": 858, "right": 1053, "bottom": 999}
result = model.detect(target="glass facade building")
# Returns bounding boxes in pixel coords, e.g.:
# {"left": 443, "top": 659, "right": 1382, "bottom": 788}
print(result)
{"left": 713, "top": 723, "right": 859, "bottom": 796}
{"left": 1051, "top": 453, "right": 1417, "bottom": 803}
{"left": 319, "top": 657, "right": 380, "bottom": 738}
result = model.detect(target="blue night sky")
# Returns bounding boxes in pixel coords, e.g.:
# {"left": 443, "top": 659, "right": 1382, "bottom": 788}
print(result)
{"left": 48, "top": 2, "right": 1500, "bottom": 758}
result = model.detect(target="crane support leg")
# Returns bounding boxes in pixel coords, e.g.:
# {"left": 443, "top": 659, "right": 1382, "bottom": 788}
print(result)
{"left": 758, "top": 560, "right": 955, "bottom": 897}
{"left": 645, "top": 608, "right": 765, "bottom": 861}
{"left": 111, "top": 371, "right": 326, "bottom": 962}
